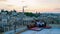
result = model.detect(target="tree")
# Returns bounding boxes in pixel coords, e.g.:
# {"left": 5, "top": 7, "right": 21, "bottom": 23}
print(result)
{"left": 24, "top": 12, "right": 40, "bottom": 17}
{"left": 1, "top": 9, "right": 4, "bottom": 12}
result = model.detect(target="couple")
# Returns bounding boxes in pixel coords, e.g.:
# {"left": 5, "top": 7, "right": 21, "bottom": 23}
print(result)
{"left": 35, "top": 20, "right": 46, "bottom": 28}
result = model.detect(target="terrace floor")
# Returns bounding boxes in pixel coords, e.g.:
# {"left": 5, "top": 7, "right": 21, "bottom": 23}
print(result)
{"left": 21, "top": 24, "right": 60, "bottom": 34}
{"left": 21, "top": 28, "right": 60, "bottom": 34}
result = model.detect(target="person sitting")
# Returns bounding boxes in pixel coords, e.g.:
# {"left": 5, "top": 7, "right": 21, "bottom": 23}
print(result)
{"left": 35, "top": 20, "right": 40, "bottom": 27}
{"left": 35, "top": 20, "right": 46, "bottom": 28}
{"left": 27, "top": 23, "right": 36, "bottom": 29}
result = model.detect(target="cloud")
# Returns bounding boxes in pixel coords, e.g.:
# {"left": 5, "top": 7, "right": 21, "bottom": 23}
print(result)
{"left": 0, "top": 0, "right": 6, "bottom": 1}
{"left": 0, "top": 0, "right": 60, "bottom": 13}
{"left": 53, "top": 8, "right": 60, "bottom": 11}
{"left": 54, "top": 8, "right": 60, "bottom": 10}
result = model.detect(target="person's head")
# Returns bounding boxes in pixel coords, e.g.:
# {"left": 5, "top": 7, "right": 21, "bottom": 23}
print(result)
{"left": 32, "top": 20, "right": 34, "bottom": 23}
{"left": 35, "top": 20, "right": 39, "bottom": 22}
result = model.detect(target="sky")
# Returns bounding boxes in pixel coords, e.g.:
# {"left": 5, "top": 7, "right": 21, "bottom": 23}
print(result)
{"left": 0, "top": 0, "right": 60, "bottom": 13}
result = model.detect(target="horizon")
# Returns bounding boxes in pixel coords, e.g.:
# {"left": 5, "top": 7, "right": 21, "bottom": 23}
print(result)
{"left": 0, "top": 9, "right": 60, "bottom": 13}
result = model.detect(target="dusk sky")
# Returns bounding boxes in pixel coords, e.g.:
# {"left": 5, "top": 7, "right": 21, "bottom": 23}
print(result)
{"left": 0, "top": 0, "right": 60, "bottom": 13}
